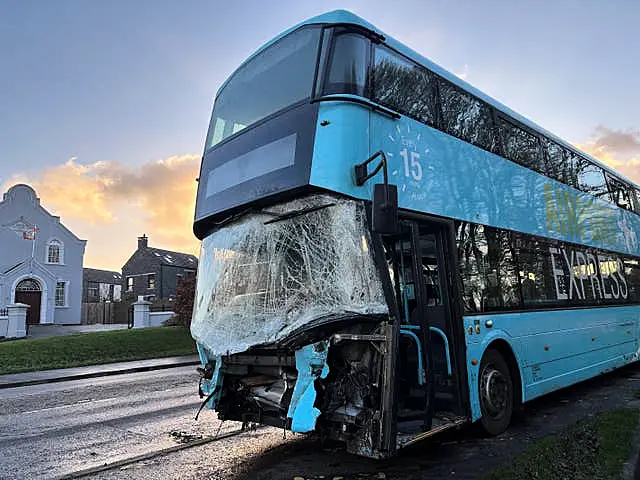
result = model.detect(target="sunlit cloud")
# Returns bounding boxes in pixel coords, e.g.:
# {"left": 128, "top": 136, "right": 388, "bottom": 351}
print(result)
{"left": 576, "top": 126, "right": 640, "bottom": 184}
{"left": 3, "top": 155, "right": 201, "bottom": 270}
{"left": 591, "top": 126, "right": 640, "bottom": 156}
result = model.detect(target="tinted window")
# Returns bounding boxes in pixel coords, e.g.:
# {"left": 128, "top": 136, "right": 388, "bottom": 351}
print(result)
{"left": 525, "top": 236, "right": 630, "bottom": 307}
{"left": 205, "top": 27, "right": 321, "bottom": 149}
{"left": 484, "top": 228, "right": 520, "bottom": 310}
{"left": 514, "top": 234, "right": 561, "bottom": 308}
{"left": 497, "top": 118, "right": 543, "bottom": 172}
{"left": 456, "top": 222, "right": 485, "bottom": 312}
{"left": 562, "top": 148, "right": 579, "bottom": 188}
{"left": 457, "top": 221, "right": 640, "bottom": 313}
{"left": 605, "top": 174, "right": 634, "bottom": 211}
{"left": 624, "top": 258, "right": 640, "bottom": 302}
{"left": 456, "top": 223, "right": 520, "bottom": 312}
{"left": 440, "top": 81, "right": 497, "bottom": 152}
{"left": 575, "top": 157, "right": 610, "bottom": 200}
{"left": 544, "top": 139, "right": 574, "bottom": 185}
{"left": 324, "top": 32, "right": 369, "bottom": 96}
{"left": 371, "top": 46, "right": 438, "bottom": 125}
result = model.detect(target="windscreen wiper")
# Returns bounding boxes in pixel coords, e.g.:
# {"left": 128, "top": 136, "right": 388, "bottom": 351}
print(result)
{"left": 262, "top": 203, "right": 335, "bottom": 225}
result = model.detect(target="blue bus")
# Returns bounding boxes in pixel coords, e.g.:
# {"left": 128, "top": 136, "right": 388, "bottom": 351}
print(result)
{"left": 191, "top": 10, "right": 640, "bottom": 458}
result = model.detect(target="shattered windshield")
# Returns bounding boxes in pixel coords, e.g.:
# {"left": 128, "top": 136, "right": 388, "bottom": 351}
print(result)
{"left": 191, "top": 195, "right": 388, "bottom": 356}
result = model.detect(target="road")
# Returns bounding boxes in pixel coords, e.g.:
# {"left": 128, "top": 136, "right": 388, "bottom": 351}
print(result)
{"left": 0, "top": 366, "right": 274, "bottom": 479}
{"left": 1, "top": 363, "right": 640, "bottom": 479}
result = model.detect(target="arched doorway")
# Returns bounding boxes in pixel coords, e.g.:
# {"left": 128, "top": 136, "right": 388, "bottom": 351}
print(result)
{"left": 15, "top": 279, "right": 42, "bottom": 325}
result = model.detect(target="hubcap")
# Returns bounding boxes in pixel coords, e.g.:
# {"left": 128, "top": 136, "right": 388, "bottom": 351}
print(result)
{"left": 480, "top": 365, "right": 509, "bottom": 417}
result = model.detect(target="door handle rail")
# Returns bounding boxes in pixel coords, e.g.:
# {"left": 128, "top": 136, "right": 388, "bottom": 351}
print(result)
{"left": 400, "top": 329, "right": 425, "bottom": 385}
{"left": 400, "top": 324, "right": 452, "bottom": 376}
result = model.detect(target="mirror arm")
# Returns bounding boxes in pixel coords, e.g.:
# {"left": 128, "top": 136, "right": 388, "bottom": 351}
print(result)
{"left": 355, "top": 150, "right": 398, "bottom": 235}
{"left": 355, "top": 150, "right": 389, "bottom": 187}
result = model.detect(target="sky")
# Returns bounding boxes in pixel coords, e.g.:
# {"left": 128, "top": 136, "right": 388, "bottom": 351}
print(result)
{"left": 1, "top": 0, "right": 639, "bottom": 271}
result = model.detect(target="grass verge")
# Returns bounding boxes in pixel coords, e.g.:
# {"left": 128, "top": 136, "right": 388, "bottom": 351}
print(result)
{"left": 484, "top": 408, "right": 640, "bottom": 480}
{"left": 0, "top": 327, "right": 196, "bottom": 375}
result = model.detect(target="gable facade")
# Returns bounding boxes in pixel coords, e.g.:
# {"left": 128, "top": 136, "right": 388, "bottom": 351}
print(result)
{"left": 0, "top": 185, "right": 86, "bottom": 324}
{"left": 122, "top": 235, "right": 197, "bottom": 302}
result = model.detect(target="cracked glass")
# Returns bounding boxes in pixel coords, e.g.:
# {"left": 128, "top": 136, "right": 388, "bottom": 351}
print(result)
{"left": 191, "top": 195, "right": 388, "bottom": 356}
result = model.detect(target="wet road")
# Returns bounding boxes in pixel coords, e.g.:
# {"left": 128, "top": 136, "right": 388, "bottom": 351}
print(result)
{"left": 0, "top": 366, "right": 247, "bottom": 479}
{"left": 2, "top": 363, "right": 640, "bottom": 479}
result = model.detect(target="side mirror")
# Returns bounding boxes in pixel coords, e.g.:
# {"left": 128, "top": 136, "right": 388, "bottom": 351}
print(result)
{"left": 372, "top": 183, "right": 398, "bottom": 234}
{"left": 354, "top": 151, "right": 398, "bottom": 235}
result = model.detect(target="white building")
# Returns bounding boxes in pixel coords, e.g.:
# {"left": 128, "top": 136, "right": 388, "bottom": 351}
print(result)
{"left": 0, "top": 184, "right": 86, "bottom": 325}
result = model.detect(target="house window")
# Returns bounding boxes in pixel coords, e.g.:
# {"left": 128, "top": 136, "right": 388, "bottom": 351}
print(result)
{"left": 127, "top": 277, "right": 134, "bottom": 291}
{"left": 147, "top": 274, "right": 155, "bottom": 290}
{"left": 47, "top": 239, "right": 64, "bottom": 264}
{"left": 55, "top": 281, "right": 67, "bottom": 307}
{"left": 88, "top": 286, "right": 98, "bottom": 299}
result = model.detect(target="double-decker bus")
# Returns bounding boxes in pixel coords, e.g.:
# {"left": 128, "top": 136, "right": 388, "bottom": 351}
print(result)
{"left": 191, "top": 10, "right": 640, "bottom": 458}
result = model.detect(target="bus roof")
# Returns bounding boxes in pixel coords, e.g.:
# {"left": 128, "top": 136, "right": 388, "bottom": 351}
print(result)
{"left": 216, "top": 9, "right": 639, "bottom": 190}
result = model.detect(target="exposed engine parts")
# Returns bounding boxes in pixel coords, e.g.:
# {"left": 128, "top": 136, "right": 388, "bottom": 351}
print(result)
{"left": 318, "top": 341, "right": 380, "bottom": 430}
{"left": 200, "top": 322, "right": 390, "bottom": 456}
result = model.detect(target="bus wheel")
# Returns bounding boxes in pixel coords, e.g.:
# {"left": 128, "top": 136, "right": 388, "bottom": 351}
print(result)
{"left": 478, "top": 348, "right": 514, "bottom": 435}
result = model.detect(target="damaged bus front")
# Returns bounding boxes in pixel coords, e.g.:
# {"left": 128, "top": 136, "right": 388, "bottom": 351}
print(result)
{"left": 192, "top": 196, "right": 401, "bottom": 457}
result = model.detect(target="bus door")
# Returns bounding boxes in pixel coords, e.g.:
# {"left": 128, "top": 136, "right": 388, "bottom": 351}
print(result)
{"left": 384, "top": 219, "right": 467, "bottom": 448}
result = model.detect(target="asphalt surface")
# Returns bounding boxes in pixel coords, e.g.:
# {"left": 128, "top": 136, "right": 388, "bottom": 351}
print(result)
{"left": 0, "top": 366, "right": 250, "bottom": 479}
{"left": 2, "top": 363, "right": 640, "bottom": 479}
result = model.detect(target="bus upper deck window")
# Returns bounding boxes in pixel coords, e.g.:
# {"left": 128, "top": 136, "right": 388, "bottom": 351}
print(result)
{"left": 545, "top": 139, "right": 570, "bottom": 185}
{"left": 605, "top": 173, "right": 634, "bottom": 211}
{"left": 497, "top": 118, "right": 543, "bottom": 173}
{"left": 576, "top": 158, "right": 610, "bottom": 201}
{"left": 324, "top": 32, "right": 368, "bottom": 96}
{"left": 372, "top": 46, "right": 439, "bottom": 126}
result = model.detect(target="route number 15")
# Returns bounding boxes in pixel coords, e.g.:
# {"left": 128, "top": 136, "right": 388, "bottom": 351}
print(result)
{"left": 400, "top": 148, "right": 422, "bottom": 181}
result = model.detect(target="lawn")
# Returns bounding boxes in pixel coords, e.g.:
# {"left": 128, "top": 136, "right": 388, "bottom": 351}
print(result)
{"left": 0, "top": 327, "right": 197, "bottom": 375}
{"left": 484, "top": 408, "right": 640, "bottom": 480}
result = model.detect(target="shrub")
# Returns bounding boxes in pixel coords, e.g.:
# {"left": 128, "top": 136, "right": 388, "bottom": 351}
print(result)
{"left": 174, "top": 275, "right": 196, "bottom": 328}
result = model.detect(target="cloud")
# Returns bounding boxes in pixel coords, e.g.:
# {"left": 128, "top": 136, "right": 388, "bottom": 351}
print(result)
{"left": 576, "top": 126, "right": 640, "bottom": 184}
{"left": 455, "top": 64, "right": 469, "bottom": 80}
{"left": 3, "top": 155, "right": 201, "bottom": 269}
{"left": 591, "top": 126, "right": 640, "bottom": 157}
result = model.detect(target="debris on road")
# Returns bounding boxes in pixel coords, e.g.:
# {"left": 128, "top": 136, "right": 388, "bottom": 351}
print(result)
{"left": 169, "top": 430, "right": 204, "bottom": 444}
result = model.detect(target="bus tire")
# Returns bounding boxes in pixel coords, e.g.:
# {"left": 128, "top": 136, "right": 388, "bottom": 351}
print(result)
{"left": 478, "top": 348, "right": 514, "bottom": 436}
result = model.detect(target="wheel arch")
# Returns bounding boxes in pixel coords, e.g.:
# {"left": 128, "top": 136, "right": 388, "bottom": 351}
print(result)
{"left": 483, "top": 338, "right": 523, "bottom": 409}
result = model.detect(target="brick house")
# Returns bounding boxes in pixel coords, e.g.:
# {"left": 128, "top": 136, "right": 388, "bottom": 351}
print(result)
{"left": 122, "top": 235, "right": 197, "bottom": 303}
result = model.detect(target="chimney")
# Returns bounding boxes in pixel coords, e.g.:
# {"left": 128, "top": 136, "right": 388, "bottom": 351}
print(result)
{"left": 138, "top": 234, "right": 148, "bottom": 250}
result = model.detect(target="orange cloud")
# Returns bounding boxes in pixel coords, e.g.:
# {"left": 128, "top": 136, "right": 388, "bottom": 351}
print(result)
{"left": 4, "top": 155, "right": 201, "bottom": 270}
{"left": 7, "top": 159, "right": 118, "bottom": 223}
{"left": 576, "top": 126, "right": 640, "bottom": 184}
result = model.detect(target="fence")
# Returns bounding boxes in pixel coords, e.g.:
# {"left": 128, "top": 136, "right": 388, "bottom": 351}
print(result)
{"left": 128, "top": 300, "right": 175, "bottom": 329}
{"left": 150, "top": 303, "right": 173, "bottom": 312}
{"left": 81, "top": 302, "right": 125, "bottom": 325}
